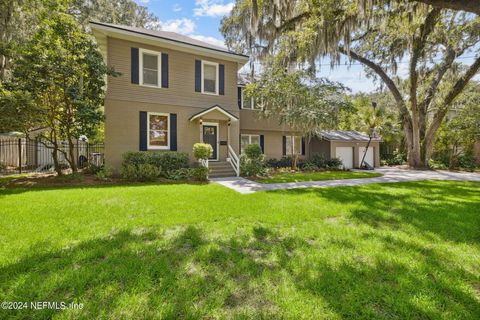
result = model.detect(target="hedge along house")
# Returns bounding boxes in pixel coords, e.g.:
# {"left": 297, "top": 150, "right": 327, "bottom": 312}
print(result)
{"left": 309, "top": 130, "right": 381, "bottom": 169}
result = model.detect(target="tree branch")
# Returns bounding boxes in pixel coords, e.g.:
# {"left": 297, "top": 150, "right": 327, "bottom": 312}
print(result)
{"left": 419, "top": 46, "right": 456, "bottom": 112}
{"left": 424, "top": 55, "right": 480, "bottom": 148}
{"left": 338, "top": 46, "right": 406, "bottom": 108}
{"left": 443, "top": 55, "right": 480, "bottom": 107}
{"left": 409, "top": 8, "right": 441, "bottom": 113}
{"left": 412, "top": 0, "right": 480, "bottom": 15}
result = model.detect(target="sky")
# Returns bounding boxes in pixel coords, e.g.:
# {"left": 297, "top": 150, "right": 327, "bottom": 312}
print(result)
{"left": 135, "top": 0, "right": 477, "bottom": 94}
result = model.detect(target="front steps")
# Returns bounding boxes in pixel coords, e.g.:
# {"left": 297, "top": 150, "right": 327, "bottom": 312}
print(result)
{"left": 208, "top": 161, "right": 237, "bottom": 178}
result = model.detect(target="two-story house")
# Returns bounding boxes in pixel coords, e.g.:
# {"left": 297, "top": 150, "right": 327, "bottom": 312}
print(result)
{"left": 90, "top": 22, "right": 380, "bottom": 176}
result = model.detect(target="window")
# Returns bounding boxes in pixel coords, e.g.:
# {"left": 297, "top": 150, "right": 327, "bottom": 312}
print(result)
{"left": 202, "top": 61, "right": 218, "bottom": 94}
{"left": 285, "top": 136, "right": 302, "bottom": 155}
{"left": 148, "top": 112, "right": 169, "bottom": 149}
{"left": 140, "top": 49, "right": 161, "bottom": 87}
{"left": 240, "top": 87, "right": 261, "bottom": 110}
{"left": 241, "top": 134, "right": 260, "bottom": 153}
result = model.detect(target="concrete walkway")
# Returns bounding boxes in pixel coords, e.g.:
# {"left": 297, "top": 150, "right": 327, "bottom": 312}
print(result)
{"left": 210, "top": 167, "right": 480, "bottom": 194}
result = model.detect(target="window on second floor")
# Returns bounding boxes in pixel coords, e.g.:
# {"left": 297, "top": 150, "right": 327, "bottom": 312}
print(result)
{"left": 202, "top": 61, "right": 218, "bottom": 95}
{"left": 241, "top": 134, "right": 260, "bottom": 153}
{"left": 240, "top": 87, "right": 261, "bottom": 110}
{"left": 140, "top": 49, "right": 161, "bottom": 87}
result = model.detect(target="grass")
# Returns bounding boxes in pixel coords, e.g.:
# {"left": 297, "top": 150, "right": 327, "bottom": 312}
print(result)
{"left": 0, "top": 173, "right": 30, "bottom": 186}
{"left": 255, "top": 170, "right": 383, "bottom": 183}
{"left": 0, "top": 180, "right": 479, "bottom": 319}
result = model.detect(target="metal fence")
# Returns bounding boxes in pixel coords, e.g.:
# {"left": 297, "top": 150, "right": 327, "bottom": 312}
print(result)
{"left": 0, "top": 138, "right": 104, "bottom": 175}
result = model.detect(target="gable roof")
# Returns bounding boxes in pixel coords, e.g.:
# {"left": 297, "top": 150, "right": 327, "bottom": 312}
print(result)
{"left": 90, "top": 21, "right": 249, "bottom": 65}
{"left": 317, "top": 130, "right": 381, "bottom": 141}
{"left": 189, "top": 105, "right": 239, "bottom": 122}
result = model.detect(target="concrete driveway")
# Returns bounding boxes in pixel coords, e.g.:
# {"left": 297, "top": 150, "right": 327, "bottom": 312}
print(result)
{"left": 210, "top": 167, "right": 480, "bottom": 194}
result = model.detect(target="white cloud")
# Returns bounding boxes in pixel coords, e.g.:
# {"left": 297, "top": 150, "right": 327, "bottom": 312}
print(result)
{"left": 159, "top": 18, "right": 196, "bottom": 34}
{"left": 190, "top": 35, "right": 226, "bottom": 48}
{"left": 193, "top": 0, "right": 234, "bottom": 17}
{"left": 172, "top": 3, "right": 182, "bottom": 12}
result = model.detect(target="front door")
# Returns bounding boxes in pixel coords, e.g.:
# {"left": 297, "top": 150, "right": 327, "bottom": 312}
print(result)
{"left": 203, "top": 125, "right": 218, "bottom": 160}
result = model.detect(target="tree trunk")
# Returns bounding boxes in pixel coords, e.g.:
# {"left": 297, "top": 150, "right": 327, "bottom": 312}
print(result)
{"left": 67, "top": 135, "right": 78, "bottom": 173}
{"left": 290, "top": 138, "right": 297, "bottom": 170}
{"left": 51, "top": 142, "right": 63, "bottom": 176}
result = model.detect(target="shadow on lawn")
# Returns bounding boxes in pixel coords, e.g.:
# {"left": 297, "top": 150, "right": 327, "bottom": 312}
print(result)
{"left": 0, "top": 180, "right": 211, "bottom": 197}
{"left": 272, "top": 180, "right": 480, "bottom": 244}
{"left": 1, "top": 225, "right": 479, "bottom": 319}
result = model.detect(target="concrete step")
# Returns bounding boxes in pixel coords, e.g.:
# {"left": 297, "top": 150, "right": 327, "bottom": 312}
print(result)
{"left": 208, "top": 161, "right": 230, "bottom": 167}
{"left": 208, "top": 161, "right": 237, "bottom": 178}
{"left": 209, "top": 172, "right": 237, "bottom": 178}
{"left": 210, "top": 169, "right": 235, "bottom": 174}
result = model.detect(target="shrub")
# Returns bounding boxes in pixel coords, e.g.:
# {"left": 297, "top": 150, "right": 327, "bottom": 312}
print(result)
{"left": 193, "top": 143, "right": 213, "bottom": 160}
{"left": 428, "top": 159, "right": 448, "bottom": 170}
{"left": 311, "top": 153, "right": 326, "bottom": 168}
{"left": 240, "top": 155, "right": 267, "bottom": 177}
{"left": 458, "top": 154, "right": 477, "bottom": 171}
{"left": 84, "top": 162, "right": 103, "bottom": 174}
{"left": 302, "top": 162, "right": 319, "bottom": 172}
{"left": 121, "top": 163, "right": 160, "bottom": 182}
{"left": 148, "top": 152, "right": 189, "bottom": 173}
{"left": 267, "top": 157, "right": 293, "bottom": 169}
{"left": 122, "top": 151, "right": 188, "bottom": 178}
{"left": 382, "top": 151, "right": 406, "bottom": 166}
{"left": 192, "top": 166, "right": 209, "bottom": 181}
{"left": 244, "top": 144, "right": 263, "bottom": 160}
{"left": 168, "top": 168, "right": 194, "bottom": 180}
{"left": 95, "top": 166, "right": 113, "bottom": 181}
{"left": 240, "top": 144, "right": 267, "bottom": 177}
{"left": 325, "top": 158, "right": 343, "bottom": 169}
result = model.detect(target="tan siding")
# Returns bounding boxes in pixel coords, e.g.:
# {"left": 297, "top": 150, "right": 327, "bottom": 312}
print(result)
{"left": 106, "top": 37, "right": 238, "bottom": 111}
{"left": 105, "top": 98, "right": 239, "bottom": 170}
{"left": 239, "top": 109, "right": 296, "bottom": 131}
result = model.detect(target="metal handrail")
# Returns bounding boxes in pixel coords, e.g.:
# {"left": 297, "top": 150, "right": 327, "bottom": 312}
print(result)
{"left": 227, "top": 145, "right": 240, "bottom": 176}
{"left": 199, "top": 158, "right": 209, "bottom": 168}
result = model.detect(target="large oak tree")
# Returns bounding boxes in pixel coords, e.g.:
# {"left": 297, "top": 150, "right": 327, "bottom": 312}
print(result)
{"left": 221, "top": 0, "right": 480, "bottom": 168}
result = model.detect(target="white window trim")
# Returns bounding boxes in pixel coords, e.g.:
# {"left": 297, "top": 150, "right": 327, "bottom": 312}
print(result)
{"left": 240, "top": 134, "right": 261, "bottom": 153}
{"left": 285, "top": 135, "right": 302, "bottom": 156}
{"left": 139, "top": 48, "right": 162, "bottom": 88}
{"left": 147, "top": 112, "right": 170, "bottom": 150}
{"left": 240, "top": 88, "right": 255, "bottom": 110}
{"left": 240, "top": 87, "right": 262, "bottom": 110}
{"left": 201, "top": 60, "right": 219, "bottom": 95}
{"left": 202, "top": 122, "right": 219, "bottom": 161}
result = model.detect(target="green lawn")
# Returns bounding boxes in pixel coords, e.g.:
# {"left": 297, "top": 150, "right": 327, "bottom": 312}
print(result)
{"left": 0, "top": 180, "right": 479, "bottom": 319}
{"left": 256, "top": 170, "right": 383, "bottom": 183}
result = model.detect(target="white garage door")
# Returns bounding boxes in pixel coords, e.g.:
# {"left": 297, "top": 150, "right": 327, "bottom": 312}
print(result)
{"left": 359, "top": 147, "right": 374, "bottom": 167}
{"left": 335, "top": 147, "right": 353, "bottom": 169}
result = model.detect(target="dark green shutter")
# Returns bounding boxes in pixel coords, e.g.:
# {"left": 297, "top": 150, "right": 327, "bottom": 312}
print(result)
{"left": 195, "top": 60, "right": 201, "bottom": 92}
{"left": 238, "top": 87, "right": 242, "bottom": 109}
{"left": 219, "top": 64, "right": 225, "bottom": 95}
{"left": 282, "top": 136, "right": 286, "bottom": 156}
{"left": 170, "top": 114, "right": 177, "bottom": 151}
{"left": 139, "top": 111, "right": 147, "bottom": 151}
{"left": 301, "top": 137, "right": 306, "bottom": 155}
{"left": 260, "top": 135, "right": 264, "bottom": 153}
{"left": 131, "top": 48, "right": 139, "bottom": 84}
{"left": 161, "top": 53, "right": 169, "bottom": 88}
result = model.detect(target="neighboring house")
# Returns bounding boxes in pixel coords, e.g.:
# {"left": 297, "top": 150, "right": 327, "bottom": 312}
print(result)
{"left": 90, "top": 22, "right": 379, "bottom": 176}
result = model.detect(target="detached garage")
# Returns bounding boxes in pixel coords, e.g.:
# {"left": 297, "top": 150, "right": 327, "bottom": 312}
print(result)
{"left": 308, "top": 130, "right": 381, "bottom": 168}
